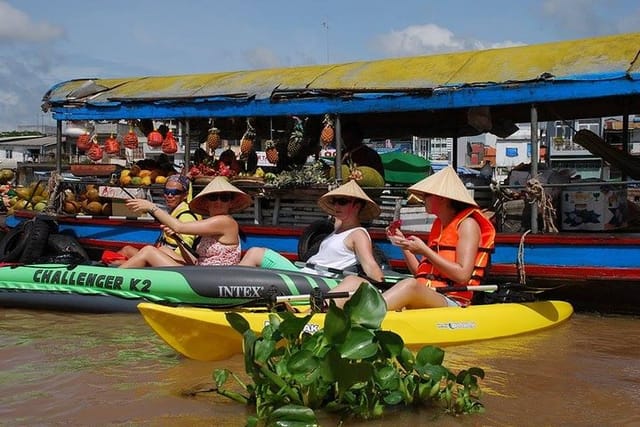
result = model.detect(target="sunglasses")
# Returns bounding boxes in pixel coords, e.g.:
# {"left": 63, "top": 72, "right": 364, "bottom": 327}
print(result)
{"left": 206, "top": 193, "right": 233, "bottom": 202}
{"left": 331, "top": 197, "right": 353, "bottom": 206}
{"left": 163, "top": 188, "right": 185, "bottom": 196}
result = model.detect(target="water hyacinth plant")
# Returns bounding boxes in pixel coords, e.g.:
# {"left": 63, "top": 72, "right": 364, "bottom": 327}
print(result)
{"left": 213, "top": 283, "right": 485, "bottom": 425}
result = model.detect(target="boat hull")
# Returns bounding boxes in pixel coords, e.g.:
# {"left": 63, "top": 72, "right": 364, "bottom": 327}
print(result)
{"left": 8, "top": 212, "right": 640, "bottom": 286}
{"left": 0, "top": 263, "right": 343, "bottom": 313}
{"left": 6, "top": 212, "right": 640, "bottom": 313}
{"left": 137, "top": 300, "right": 574, "bottom": 362}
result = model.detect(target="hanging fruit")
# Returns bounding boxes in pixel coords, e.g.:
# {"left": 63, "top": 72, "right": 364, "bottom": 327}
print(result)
{"left": 147, "top": 128, "right": 163, "bottom": 147}
{"left": 206, "top": 121, "right": 221, "bottom": 152}
{"left": 77, "top": 132, "right": 92, "bottom": 151}
{"left": 162, "top": 130, "right": 178, "bottom": 154}
{"left": 240, "top": 118, "right": 256, "bottom": 155}
{"left": 105, "top": 134, "right": 121, "bottom": 155}
{"left": 287, "top": 116, "right": 306, "bottom": 158}
{"left": 87, "top": 138, "right": 104, "bottom": 162}
{"left": 265, "top": 140, "right": 278, "bottom": 165}
{"left": 123, "top": 125, "right": 139, "bottom": 149}
{"left": 320, "top": 114, "right": 335, "bottom": 147}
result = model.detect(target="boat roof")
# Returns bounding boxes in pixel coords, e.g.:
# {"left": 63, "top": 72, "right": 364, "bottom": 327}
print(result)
{"left": 42, "top": 32, "right": 640, "bottom": 138}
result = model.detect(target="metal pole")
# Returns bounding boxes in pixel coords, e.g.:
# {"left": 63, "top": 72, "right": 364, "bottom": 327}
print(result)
{"left": 452, "top": 135, "right": 458, "bottom": 169}
{"left": 530, "top": 104, "right": 539, "bottom": 233}
{"left": 56, "top": 120, "right": 62, "bottom": 173}
{"left": 335, "top": 115, "right": 342, "bottom": 183}
{"left": 184, "top": 120, "right": 190, "bottom": 169}
{"left": 622, "top": 109, "right": 629, "bottom": 182}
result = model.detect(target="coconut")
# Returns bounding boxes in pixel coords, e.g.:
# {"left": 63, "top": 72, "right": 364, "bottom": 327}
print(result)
{"left": 86, "top": 201, "right": 103, "bottom": 215}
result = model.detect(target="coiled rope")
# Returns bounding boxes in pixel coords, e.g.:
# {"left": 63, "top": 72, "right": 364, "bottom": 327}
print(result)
{"left": 524, "top": 178, "right": 559, "bottom": 233}
{"left": 516, "top": 229, "right": 531, "bottom": 285}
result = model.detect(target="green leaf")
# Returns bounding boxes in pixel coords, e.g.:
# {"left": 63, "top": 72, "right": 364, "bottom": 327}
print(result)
{"left": 397, "top": 347, "right": 415, "bottom": 371}
{"left": 279, "top": 312, "right": 314, "bottom": 342}
{"left": 254, "top": 337, "right": 277, "bottom": 364}
{"left": 323, "top": 302, "right": 350, "bottom": 345}
{"left": 415, "top": 345, "right": 445, "bottom": 366}
{"left": 383, "top": 390, "right": 404, "bottom": 405}
{"left": 317, "top": 349, "right": 340, "bottom": 383}
{"left": 417, "top": 364, "right": 449, "bottom": 382}
{"left": 287, "top": 349, "right": 319, "bottom": 376}
{"left": 467, "top": 366, "right": 485, "bottom": 380}
{"left": 266, "top": 404, "right": 318, "bottom": 426}
{"left": 242, "top": 330, "right": 258, "bottom": 373}
{"left": 262, "top": 314, "right": 281, "bottom": 341}
{"left": 213, "top": 368, "right": 228, "bottom": 387}
{"left": 374, "top": 365, "right": 400, "bottom": 390}
{"left": 334, "top": 360, "right": 373, "bottom": 395}
{"left": 226, "top": 311, "right": 250, "bottom": 334}
{"left": 344, "top": 282, "right": 386, "bottom": 329}
{"left": 338, "top": 325, "right": 378, "bottom": 360}
{"left": 375, "top": 330, "right": 405, "bottom": 357}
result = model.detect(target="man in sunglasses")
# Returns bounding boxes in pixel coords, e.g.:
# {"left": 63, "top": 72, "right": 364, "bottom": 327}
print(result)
{"left": 108, "top": 175, "right": 200, "bottom": 265}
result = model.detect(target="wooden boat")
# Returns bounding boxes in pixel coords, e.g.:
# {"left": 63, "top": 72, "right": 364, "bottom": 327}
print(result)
{"left": 8, "top": 209, "right": 640, "bottom": 287}
{"left": 137, "top": 300, "right": 574, "bottom": 362}
{"left": 9, "top": 32, "right": 640, "bottom": 313}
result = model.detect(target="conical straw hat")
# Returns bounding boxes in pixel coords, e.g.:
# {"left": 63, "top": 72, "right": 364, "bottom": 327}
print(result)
{"left": 408, "top": 166, "right": 477, "bottom": 206}
{"left": 189, "top": 176, "right": 252, "bottom": 215}
{"left": 318, "top": 180, "right": 381, "bottom": 221}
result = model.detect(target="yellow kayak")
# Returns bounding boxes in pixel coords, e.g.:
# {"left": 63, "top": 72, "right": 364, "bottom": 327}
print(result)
{"left": 138, "top": 300, "right": 573, "bottom": 362}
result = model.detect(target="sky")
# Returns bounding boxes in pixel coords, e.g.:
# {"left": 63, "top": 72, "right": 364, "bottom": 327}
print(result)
{"left": 0, "top": 0, "right": 639, "bottom": 131}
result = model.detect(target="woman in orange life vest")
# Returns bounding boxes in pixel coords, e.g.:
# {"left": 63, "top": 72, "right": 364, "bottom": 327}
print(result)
{"left": 333, "top": 166, "right": 495, "bottom": 310}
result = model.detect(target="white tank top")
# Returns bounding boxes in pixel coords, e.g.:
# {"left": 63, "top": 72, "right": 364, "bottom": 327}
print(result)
{"left": 302, "top": 227, "right": 370, "bottom": 276}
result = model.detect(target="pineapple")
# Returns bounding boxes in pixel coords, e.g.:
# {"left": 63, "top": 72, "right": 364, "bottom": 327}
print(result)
{"left": 206, "top": 126, "right": 221, "bottom": 152}
{"left": 320, "top": 114, "right": 334, "bottom": 146}
{"left": 265, "top": 140, "right": 278, "bottom": 164}
{"left": 287, "top": 116, "right": 305, "bottom": 158}
{"left": 240, "top": 119, "right": 255, "bottom": 155}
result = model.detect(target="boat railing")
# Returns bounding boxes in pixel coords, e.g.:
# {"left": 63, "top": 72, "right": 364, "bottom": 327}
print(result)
{"left": 9, "top": 169, "right": 639, "bottom": 235}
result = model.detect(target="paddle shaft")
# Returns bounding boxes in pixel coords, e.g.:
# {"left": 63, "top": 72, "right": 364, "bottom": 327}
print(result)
{"left": 296, "top": 262, "right": 553, "bottom": 295}
{"left": 295, "top": 261, "right": 407, "bottom": 287}
{"left": 274, "top": 285, "right": 498, "bottom": 304}
{"left": 120, "top": 186, "right": 199, "bottom": 259}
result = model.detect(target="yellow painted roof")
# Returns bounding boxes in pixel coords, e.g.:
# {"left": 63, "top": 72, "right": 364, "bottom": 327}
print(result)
{"left": 45, "top": 32, "right": 640, "bottom": 104}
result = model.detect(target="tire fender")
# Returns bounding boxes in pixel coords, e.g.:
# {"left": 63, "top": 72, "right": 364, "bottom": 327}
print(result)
{"left": 0, "top": 222, "right": 28, "bottom": 262}
{"left": 297, "top": 219, "right": 334, "bottom": 262}
{"left": 18, "top": 218, "right": 52, "bottom": 264}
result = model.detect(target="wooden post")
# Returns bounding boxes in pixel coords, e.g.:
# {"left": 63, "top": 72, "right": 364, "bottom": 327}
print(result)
{"left": 530, "top": 104, "right": 539, "bottom": 233}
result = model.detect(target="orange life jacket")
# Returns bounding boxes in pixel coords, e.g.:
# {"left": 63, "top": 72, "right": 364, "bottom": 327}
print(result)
{"left": 415, "top": 207, "right": 496, "bottom": 306}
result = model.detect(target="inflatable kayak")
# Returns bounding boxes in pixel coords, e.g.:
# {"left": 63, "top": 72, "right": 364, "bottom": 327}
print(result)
{"left": 137, "top": 300, "right": 574, "bottom": 361}
{"left": 0, "top": 263, "right": 347, "bottom": 313}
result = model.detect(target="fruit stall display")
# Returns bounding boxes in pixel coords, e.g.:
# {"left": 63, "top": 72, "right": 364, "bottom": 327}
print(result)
{"left": 5, "top": 114, "right": 387, "bottom": 219}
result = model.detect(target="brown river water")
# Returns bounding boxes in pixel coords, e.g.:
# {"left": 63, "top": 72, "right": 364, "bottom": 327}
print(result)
{"left": 1, "top": 308, "right": 639, "bottom": 427}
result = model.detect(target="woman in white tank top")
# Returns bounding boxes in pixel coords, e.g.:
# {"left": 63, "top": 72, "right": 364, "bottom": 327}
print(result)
{"left": 239, "top": 180, "right": 385, "bottom": 284}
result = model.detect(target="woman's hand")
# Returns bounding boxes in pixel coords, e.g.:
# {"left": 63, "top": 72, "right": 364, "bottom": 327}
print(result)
{"left": 386, "top": 219, "right": 402, "bottom": 236}
{"left": 160, "top": 224, "right": 177, "bottom": 237}
{"left": 394, "top": 235, "right": 428, "bottom": 255}
{"left": 386, "top": 221, "right": 408, "bottom": 247}
{"left": 125, "top": 198, "right": 156, "bottom": 214}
